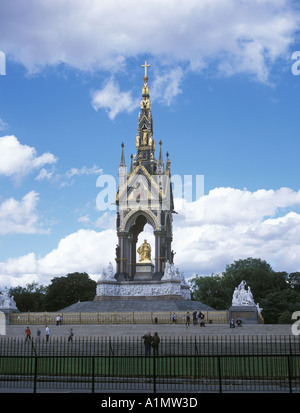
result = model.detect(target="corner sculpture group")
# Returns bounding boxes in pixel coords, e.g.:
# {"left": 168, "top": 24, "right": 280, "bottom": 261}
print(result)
{"left": 231, "top": 280, "right": 262, "bottom": 314}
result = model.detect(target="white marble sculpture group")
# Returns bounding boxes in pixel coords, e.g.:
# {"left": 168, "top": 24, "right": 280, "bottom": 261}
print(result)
{"left": 232, "top": 280, "right": 262, "bottom": 314}
{"left": 0, "top": 288, "right": 18, "bottom": 310}
{"left": 96, "top": 260, "right": 191, "bottom": 300}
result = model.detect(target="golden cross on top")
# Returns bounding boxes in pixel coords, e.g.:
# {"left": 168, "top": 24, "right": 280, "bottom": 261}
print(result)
{"left": 141, "top": 60, "right": 150, "bottom": 78}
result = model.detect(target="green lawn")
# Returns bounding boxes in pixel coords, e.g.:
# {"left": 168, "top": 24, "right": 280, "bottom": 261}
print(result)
{"left": 1, "top": 355, "right": 299, "bottom": 381}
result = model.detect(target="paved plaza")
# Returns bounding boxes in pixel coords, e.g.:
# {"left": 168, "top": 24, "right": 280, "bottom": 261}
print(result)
{"left": 5, "top": 322, "right": 294, "bottom": 339}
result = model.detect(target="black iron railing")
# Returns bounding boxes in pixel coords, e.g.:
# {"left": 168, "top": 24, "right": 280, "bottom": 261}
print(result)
{"left": 0, "top": 335, "right": 299, "bottom": 393}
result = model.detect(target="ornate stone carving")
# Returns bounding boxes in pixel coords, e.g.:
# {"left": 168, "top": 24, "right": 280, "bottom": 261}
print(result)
{"left": 231, "top": 280, "right": 262, "bottom": 314}
{"left": 97, "top": 262, "right": 115, "bottom": 282}
{"left": 162, "top": 260, "right": 179, "bottom": 280}
{"left": 0, "top": 288, "right": 18, "bottom": 310}
{"left": 96, "top": 261, "right": 191, "bottom": 300}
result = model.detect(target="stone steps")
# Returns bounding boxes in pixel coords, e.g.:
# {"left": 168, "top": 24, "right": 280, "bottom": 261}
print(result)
{"left": 60, "top": 299, "right": 215, "bottom": 313}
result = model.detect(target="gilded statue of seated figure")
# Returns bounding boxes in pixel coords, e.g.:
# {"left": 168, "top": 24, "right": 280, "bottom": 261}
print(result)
{"left": 137, "top": 239, "right": 151, "bottom": 263}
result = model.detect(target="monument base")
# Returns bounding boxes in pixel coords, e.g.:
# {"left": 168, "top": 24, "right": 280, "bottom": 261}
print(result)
{"left": 134, "top": 262, "right": 154, "bottom": 280}
{"left": 228, "top": 305, "right": 259, "bottom": 324}
{"left": 95, "top": 261, "right": 191, "bottom": 303}
{"left": 95, "top": 278, "right": 191, "bottom": 301}
{"left": 94, "top": 294, "right": 183, "bottom": 301}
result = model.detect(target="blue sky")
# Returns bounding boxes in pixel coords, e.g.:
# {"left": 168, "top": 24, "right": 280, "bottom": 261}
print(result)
{"left": 1, "top": 0, "right": 300, "bottom": 288}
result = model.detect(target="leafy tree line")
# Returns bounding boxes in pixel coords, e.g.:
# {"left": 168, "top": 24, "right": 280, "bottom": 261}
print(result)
{"left": 190, "top": 258, "right": 300, "bottom": 324}
{"left": 8, "top": 272, "right": 96, "bottom": 312}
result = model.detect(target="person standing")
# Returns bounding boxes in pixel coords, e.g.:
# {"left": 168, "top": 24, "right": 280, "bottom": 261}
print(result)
{"left": 36, "top": 327, "right": 41, "bottom": 341}
{"left": 193, "top": 310, "right": 198, "bottom": 325}
{"left": 142, "top": 331, "right": 153, "bottom": 356}
{"left": 152, "top": 332, "right": 160, "bottom": 356}
{"left": 45, "top": 325, "right": 50, "bottom": 342}
{"left": 186, "top": 311, "right": 190, "bottom": 326}
{"left": 172, "top": 312, "right": 177, "bottom": 324}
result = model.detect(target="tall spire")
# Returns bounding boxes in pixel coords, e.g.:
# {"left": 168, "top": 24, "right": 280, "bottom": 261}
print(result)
{"left": 134, "top": 60, "right": 155, "bottom": 173}
{"left": 157, "top": 140, "right": 164, "bottom": 174}
{"left": 119, "top": 142, "right": 125, "bottom": 166}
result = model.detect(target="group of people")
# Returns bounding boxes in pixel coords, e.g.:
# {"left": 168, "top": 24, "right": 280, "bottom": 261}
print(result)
{"left": 142, "top": 331, "right": 160, "bottom": 356}
{"left": 229, "top": 317, "right": 243, "bottom": 328}
{"left": 186, "top": 310, "right": 206, "bottom": 327}
{"left": 172, "top": 310, "right": 206, "bottom": 326}
{"left": 24, "top": 325, "right": 51, "bottom": 342}
{"left": 56, "top": 315, "right": 63, "bottom": 326}
{"left": 24, "top": 324, "right": 74, "bottom": 342}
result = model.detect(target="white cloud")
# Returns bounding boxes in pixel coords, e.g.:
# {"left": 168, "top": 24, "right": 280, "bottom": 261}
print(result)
{"left": 91, "top": 67, "right": 184, "bottom": 118}
{"left": 1, "top": 0, "right": 298, "bottom": 118}
{"left": 151, "top": 67, "right": 184, "bottom": 105}
{"left": 0, "top": 119, "right": 8, "bottom": 131}
{"left": 0, "top": 229, "right": 117, "bottom": 287}
{"left": 0, "top": 135, "right": 57, "bottom": 181}
{"left": 1, "top": 186, "right": 300, "bottom": 288}
{"left": 173, "top": 187, "right": 300, "bottom": 275}
{"left": 65, "top": 165, "right": 103, "bottom": 178}
{"left": 35, "top": 167, "right": 55, "bottom": 181}
{"left": 0, "top": 191, "right": 45, "bottom": 235}
{"left": 78, "top": 215, "right": 90, "bottom": 224}
{"left": 0, "top": 0, "right": 298, "bottom": 80}
{"left": 91, "top": 78, "right": 138, "bottom": 120}
{"left": 94, "top": 212, "right": 115, "bottom": 230}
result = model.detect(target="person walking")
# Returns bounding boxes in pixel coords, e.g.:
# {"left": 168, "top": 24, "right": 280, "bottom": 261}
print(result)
{"left": 152, "top": 331, "right": 160, "bottom": 356}
{"left": 25, "top": 326, "right": 31, "bottom": 342}
{"left": 68, "top": 328, "right": 74, "bottom": 343}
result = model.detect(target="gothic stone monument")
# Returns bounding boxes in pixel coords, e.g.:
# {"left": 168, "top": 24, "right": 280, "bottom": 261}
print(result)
{"left": 94, "top": 61, "right": 191, "bottom": 302}
{"left": 228, "top": 280, "right": 263, "bottom": 324}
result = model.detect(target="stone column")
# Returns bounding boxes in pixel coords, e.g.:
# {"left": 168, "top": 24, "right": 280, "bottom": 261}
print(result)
{"left": 117, "top": 232, "right": 129, "bottom": 279}
{"left": 154, "top": 231, "right": 165, "bottom": 277}
{"left": 128, "top": 236, "right": 137, "bottom": 280}
{"left": 166, "top": 236, "right": 172, "bottom": 263}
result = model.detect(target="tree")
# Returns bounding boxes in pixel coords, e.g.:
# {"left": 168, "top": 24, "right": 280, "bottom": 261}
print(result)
{"left": 260, "top": 289, "right": 300, "bottom": 324}
{"left": 190, "top": 258, "right": 296, "bottom": 321}
{"left": 286, "top": 272, "right": 300, "bottom": 293}
{"left": 45, "top": 272, "right": 96, "bottom": 311}
{"left": 221, "top": 258, "right": 287, "bottom": 305}
{"left": 9, "top": 282, "right": 47, "bottom": 312}
{"left": 190, "top": 274, "right": 227, "bottom": 310}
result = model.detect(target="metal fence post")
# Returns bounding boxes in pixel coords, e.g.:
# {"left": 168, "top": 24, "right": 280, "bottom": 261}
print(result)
{"left": 153, "top": 354, "right": 156, "bottom": 393}
{"left": 217, "top": 356, "right": 222, "bottom": 393}
{"left": 33, "top": 356, "right": 38, "bottom": 393}
{"left": 288, "top": 335, "right": 293, "bottom": 393}
{"left": 287, "top": 356, "right": 293, "bottom": 393}
{"left": 92, "top": 356, "right": 95, "bottom": 393}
